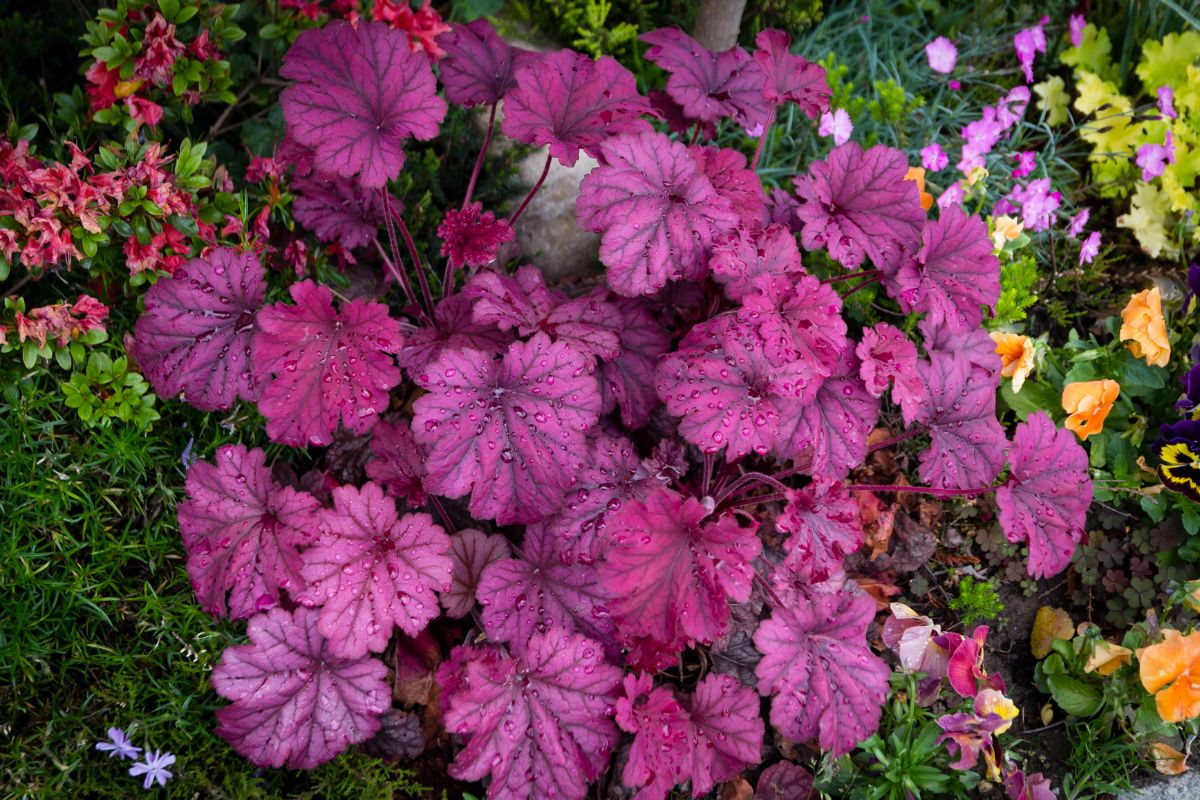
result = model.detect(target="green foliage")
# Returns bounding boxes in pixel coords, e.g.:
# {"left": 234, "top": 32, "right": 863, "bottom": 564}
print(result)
{"left": 949, "top": 576, "right": 1005, "bottom": 626}
{"left": 992, "top": 253, "right": 1040, "bottom": 327}
{"left": 866, "top": 79, "right": 925, "bottom": 131}
{"left": 1059, "top": 723, "right": 1143, "bottom": 800}
{"left": 60, "top": 350, "right": 161, "bottom": 431}
{"left": 742, "top": 0, "right": 823, "bottom": 37}
{"left": 508, "top": 0, "right": 665, "bottom": 60}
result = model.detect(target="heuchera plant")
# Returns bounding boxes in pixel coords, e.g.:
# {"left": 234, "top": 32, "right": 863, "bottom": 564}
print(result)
{"left": 154, "top": 16, "right": 1095, "bottom": 799}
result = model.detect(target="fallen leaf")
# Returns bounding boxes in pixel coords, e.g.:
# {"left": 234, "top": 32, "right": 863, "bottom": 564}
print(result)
{"left": 393, "top": 630, "right": 441, "bottom": 706}
{"left": 1040, "top": 703, "right": 1054, "bottom": 726}
{"left": 1150, "top": 742, "right": 1188, "bottom": 775}
{"left": 719, "top": 777, "right": 754, "bottom": 800}
{"left": 853, "top": 574, "right": 901, "bottom": 610}
{"left": 1031, "top": 606, "right": 1074, "bottom": 659}
{"left": 856, "top": 491, "right": 898, "bottom": 558}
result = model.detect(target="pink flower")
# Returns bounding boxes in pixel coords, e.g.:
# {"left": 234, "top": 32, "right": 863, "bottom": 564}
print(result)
{"left": 995, "top": 86, "right": 1031, "bottom": 129}
{"left": 1068, "top": 207, "right": 1090, "bottom": 238}
{"left": 1009, "top": 177, "right": 1060, "bottom": 232}
{"left": 1079, "top": 231, "right": 1101, "bottom": 264}
{"left": 1136, "top": 131, "right": 1176, "bottom": 180}
{"left": 948, "top": 79, "right": 962, "bottom": 90}
{"left": 818, "top": 108, "right": 853, "bottom": 146}
{"left": 1158, "top": 85, "right": 1177, "bottom": 119}
{"left": 1012, "top": 151, "right": 1036, "bottom": 178}
{"left": 937, "top": 182, "right": 965, "bottom": 210}
{"left": 125, "top": 96, "right": 163, "bottom": 128}
{"left": 921, "top": 142, "right": 948, "bottom": 172}
{"left": 1013, "top": 21, "right": 1047, "bottom": 83}
{"left": 135, "top": 14, "right": 185, "bottom": 87}
{"left": 925, "top": 36, "right": 958, "bottom": 74}
{"left": 1069, "top": 14, "right": 1087, "bottom": 48}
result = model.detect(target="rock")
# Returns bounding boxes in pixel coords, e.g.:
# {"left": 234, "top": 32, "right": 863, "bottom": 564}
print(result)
{"left": 511, "top": 149, "right": 601, "bottom": 282}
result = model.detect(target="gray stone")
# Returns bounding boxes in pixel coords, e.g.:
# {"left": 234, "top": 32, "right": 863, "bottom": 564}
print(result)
{"left": 511, "top": 149, "right": 600, "bottom": 282}
{"left": 1118, "top": 771, "right": 1200, "bottom": 798}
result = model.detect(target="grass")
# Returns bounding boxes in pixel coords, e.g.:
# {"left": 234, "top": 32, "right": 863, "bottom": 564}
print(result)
{"left": 0, "top": 375, "right": 423, "bottom": 798}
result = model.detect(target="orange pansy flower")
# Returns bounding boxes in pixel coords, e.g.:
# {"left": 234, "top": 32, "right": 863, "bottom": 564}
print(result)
{"left": 990, "top": 332, "right": 1035, "bottom": 392}
{"left": 1120, "top": 287, "right": 1171, "bottom": 368}
{"left": 904, "top": 166, "right": 934, "bottom": 211}
{"left": 1138, "top": 629, "right": 1200, "bottom": 723}
{"left": 1062, "top": 379, "right": 1120, "bottom": 440}
{"left": 1085, "top": 640, "right": 1133, "bottom": 676}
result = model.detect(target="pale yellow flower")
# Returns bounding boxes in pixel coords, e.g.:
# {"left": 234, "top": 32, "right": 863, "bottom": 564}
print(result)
{"left": 1084, "top": 640, "right": 1132, "bottom": 676}
{"left": 991, "top": 216, "right": 1024, "bottom": 252}
{"left": 990, "top": 332, "right": 1035, "bottom": 392}
{"left": 1120, "top": 287, "right": 1171, "bottom": 368}
{"left": 1033, "top": 76, "right": 1069, "bottom": 126}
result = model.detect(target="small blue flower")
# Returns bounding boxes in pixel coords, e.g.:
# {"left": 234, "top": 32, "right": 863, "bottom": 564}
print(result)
{"left": 95, "top": 727, "right": 141, "bottom": 761}
{"left": 129, "top": 749, "right": 175, "bottom": 789}
{"left": 181, "top": 437, "right": 196, "bottom": 469}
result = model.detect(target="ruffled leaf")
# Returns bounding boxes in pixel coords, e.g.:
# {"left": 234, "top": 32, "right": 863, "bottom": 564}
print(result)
{"left": 691, "top": 146, "right": 769, "bottom": 228}
{"left": 598, "top": 296, "right": 670, "bottom": 428}
{"left": 681, "top": 673, "right": 765, "bottom": 794}
{"left": 397, "top": 292, "right": 513, "bottom": 377}
{"left": 365, "top": 419, "right": 428, "bottom": 508}
{"left": 915, "top": 351, "right": 1007, "bottom": 490}
{"left": 291, "top": 171, "right": 386, "bottom": 250}
{"left": 777, "top": 479, "right": 863, "bottom": 583}
{"left": 754, "top": 29, "right": 831, "bottom": 117}
{"left": 710, "top": 224, "right": 805, "bottom": 302}
{"left": 444, "top": 528, "right": 510, "bottom": 618}
{"left": 435, "top": 19, "right": 537, "bottom": 107}
{"left": 775, "top": 352, "right": 880, "bottom": 477}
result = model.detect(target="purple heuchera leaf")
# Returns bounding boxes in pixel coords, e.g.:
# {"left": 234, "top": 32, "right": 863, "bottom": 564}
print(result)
{"left": 280, "top": 20, "right": 447, "bottom": 188}
{"left": 757, "top": 762, "right": 815, "bottom": 800}
{"left": 599, "top": 488, "right": 761, "bottom": 670}
{"left": 501, "top": 49, "right": 652, "bottom": 167}
{"left": 915, "top": 351, "right": 1007, "bottom": 490}
{"left": 754, "top": 29, "right": 831, "bottom": 117}
{"left": 544, "top": 434, "right": 654, "bottom": 564}
{"left": 598, "top": 296, "right": 670, "bottom": 428}
{"left": 777, "top": 479, "right": 863, "bottom": 582}
{"left": 754, "top": 582, "right": 890, "bottom": 756}
{"left": 577, "top": 131, "right": 739, "bottom": 297}
{"left": 435, "top": 19, "right": 537, "bottom": 107}
{"left": 178, "top": 444, "right": 320, "bottom": 620}
{"left": 616, "top": 673, "right": 690, "bottom": 800}
{"left": 365, "top": 419, "right": 427, "bottom": 507}
{"left": 298, "top": 482, "right": 452, "bottom": 658}
{"left": 253, "top": 280, "right": 405, "bottom": 447}
{"left": 437, "top": 628, "right": 622, "bottom": 800}
{"left": 412, "top": 333, "right": 601, "bottom": 525}
{"left": 291, "top": 171, "right": 386, "bottom": 250}
{"left": 212, "top": 606, "right": 390, "bottom": 769}
{"left": 134, "top": 247, "right": 263, "bottom": 412}
{"left": 397, "top": 292, "right": 514, "bottom": 377}
{"left": 890, "top": 206, "right": 1000, "bottom": 332}
{"left": 794, "top": 142, "right": 925, "bottom": 270}
{"left": 920, "top": 318, "right": 1001, "bottom": 390}
{"left": 710, "top": 224, "right": 805, "bottom": 302}
{"left": 690, "top": 146, "right": 769, "bottom": 229}
{"left": 478, "top": 522, "right": 615, "bottom": 650}
{"left": 856, "top": 322, "right": 923, "bottom": 407}
{"left": 997, "top": 411, "right": 1092, "bottom": 578}
{"left": 444, "top": 528, "right": 509, "bottom": 618}
{"left": 774, "top": 352, "right": 880, "bottom": 478}
{"left": 640, "top": 27, "right": 769, "bottom": 133}
{"left": 681, "top": 673, "right": 765, "bottom": 795}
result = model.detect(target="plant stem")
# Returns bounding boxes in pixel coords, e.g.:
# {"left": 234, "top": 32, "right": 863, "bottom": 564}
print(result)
{"left": 725, "top": 491, "right": 786, "bottom": 508}
{"left": 842, "top": 483, "right": 995, "bottom": 498}
{"left": 822, "top": 268, "right": 879, "bottom": 285}
{"left": 386, "top": 199, "right": 436, "bottom": 319}
{"left": 752, "top": 572, "right": 787, "bottom": 610}
{"left": 702, "top": 453, "right": 715, "bottom": 496}
{"left": 751, "top": 105, "right": 777, "bottom": 171}
{"left": 462, "top": 103, "right": 497, "bottom": 210}
{"left": 841, "top": 273, "right": 881, "bottom": 298}
{"left": 717, "top": 470, "right": 791, "bottom": 505}
{"left": 375, "top": 190, "right": 422, "bottom": 317}
{"left": 869, "top": 427, "right": 922, "bottom": 452}
{"left": 509, "top": 152, "right": 552, "bottom": 226}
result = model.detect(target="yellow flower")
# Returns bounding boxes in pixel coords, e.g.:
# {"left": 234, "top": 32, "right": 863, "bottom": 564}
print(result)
{"left": 1085, "top": 640, "right": 1133, "bottom": 676}
{"left": 1033, "top": 76, "right": 1069, "bottom": 126}
{"left": 974, "top": 688, "right": 1019, "bottom": 735}
{"left": 904, "top": 166, "right": 933, "bottom": 211}
{"left": 964, "top": 165, "right": 988, "bottom": 186}
{"left": 114, "top": 79, "right": 143, "bottom": 99}
{"left": 1138, "top": 629, "right": 1200, "bottom": 723}
{"left": 991, "top": 215, "right": 1024, "bottom": 252}
{"left": 1120, "top": 287, "right": 1171, "bottom": 368}
{"left": 990, "top": 332, "right": 1035, "bottom": 393}
{"left": 1062, "top": 379, "right": 1120, "bottom": 440}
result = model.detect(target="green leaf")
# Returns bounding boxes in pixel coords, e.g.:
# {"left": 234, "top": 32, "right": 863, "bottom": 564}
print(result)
{"left": 1183, "top": 504, "right": 1200, "bottom": 536}
{"left": 1119, "top": 352, "right": 1166, "bottom": 397}
{"left": 1000, "top": 380, "right": 1060, "bottom": 421}
{"left": 1047, "top": 673, "right": 1103, "bottom": 717}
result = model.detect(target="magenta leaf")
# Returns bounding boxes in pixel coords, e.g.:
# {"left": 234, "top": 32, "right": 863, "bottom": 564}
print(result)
{"left": 997, "top": 411, "right": 1092, "bottom": 578}
{"left": 134, "top": 247, "right": 263, "bottom": 412}
{"left": 777, "top": 479, "right": 863, "bottom": 583}
{"left": 365, "top": 419, "right": 428, "bottom": 508}
{"left": 616, "top": 673, "right": 690, "bottom": 800}
{"left": 212, "top": 606, "right": 390, "bottom": 769}
{"left": 710, "top": 224, "right": 805, "bottom": 302}
{"left": 598, "top": 488, "right": 761, "bottom": 669}
{"left": 774, "top": 352, "right": 880, "bottom": 477}
{"left": 681, "top": 673, "right": 765, "bottom": 795}
{"left": 793, "top": 142, "right": 925, "bottom": 269}
{"left": 397, "top": 292, "right": 514, "bottom": 377}
{"left": 544, "top": 434, "right": 654, "bottom": 565}
{"left": 280, "top": 20, "right": 447, "bottom": 188}
{"left": 501, "top": 49, "right": 652, "bottom": 167}
{"left": 178, "top": 445, "right": 320, "bottom": 620}
{"left": 754, "top": 29, "right": 831, "bottom": 117}
{"left": 411, "top": 333, "right": 602, "bottom": 525}
{"left": 478, "top": 522, "right": 615, "bottom": 649}
{"left": 437, "top": 202, "right": 515, "bottom": 269}
{"left": 435, "top": 19, "right": 536, "bottom": 107}
{"left": 656, "top": 316, "right": 788, "bottom": 461}
{"left": 291, "top": 171, "right": 386, "bottom": 250}
{"left": 754, "top": 583, "right": 890, "bottom": 756}
{"left": 253, "top": 280, "right": 405, "bottom": 447}
{"left": 640, "top": 27, "right": 769, "bottom": 132}
{"left": 890, "top": 206, "right": 1000, "bottom": 332}
{"left": 856, "top": 322, "right": 922, "bottom": 407}
{"left": 298, "top": 482, "right": 452, "bottom": 658}
{"left": 691, "top": 146, "right": 769, "bottom": 229}
{"left": 444, "top": 528, "right": 510, "bottom": 618}
{"left": 915, "top": 352, "right": 1007, "bottom": 490}
{"left": 757, "top": 762, "right": 815, "bottom": 800}
{"left": 598, "top": 296, "right": 670, "bottom": 427}
{"left": 577, "top": 131, "right": 739, "bottom": 297}
{"left": 437, "top": 628, "right": 622, "bottom": 800}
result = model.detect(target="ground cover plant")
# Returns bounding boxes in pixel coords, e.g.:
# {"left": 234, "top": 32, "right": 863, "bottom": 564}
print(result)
{"left": 3, "top": 1, "right": 1200, "bottom": 798}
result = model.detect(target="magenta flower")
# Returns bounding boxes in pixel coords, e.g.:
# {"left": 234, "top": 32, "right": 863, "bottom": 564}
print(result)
{"left": 921, "top": 142, "right": 948, "bottom": 172}
{"left": 1011, "top": 151, "right": 1036, "bottom": 178}
{"left": 924, "top": 36, "right": 958, "bottom": 74}
{"left": 1067, "top": 207, "right": 1090, "bottom": 238}
{"left": 936, "top": 710, "right": 1007, "bottom": 777}
{"left": 818, "top": 108, "right": 853, "bottom": 146}
{"left": 1007, "top": 769, "right": 1056, "bottom": 800}
{"left": 1079, "top": 231, "right": 1101, "bottom": 265}
{"left": 1009, "top": 178, "right": 1060, "bottom": 232}
{"left": 1158, "top": 85, "right": 1177, "bottom": 119}
{"left": 1013, "top": 19, "right": 1047, "bottom": 83}
{"left": 1069, "top": 14, "right": 1086, "bottom": 48}
{"left": 937, "top": 182, "right": 965, "bottom": 210}
{"left": 949, "top": 79, "right": 962, "bottom": 90}
{"left": 95, "top": 728, "right": 142, "bottom": 761}
{"left": 1136, "top": 130, "right": 1176, "bottom": 180}
{"left": 129, "top": 749, "right": 175, "bottom": 789}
